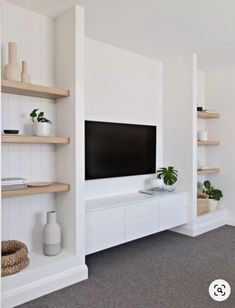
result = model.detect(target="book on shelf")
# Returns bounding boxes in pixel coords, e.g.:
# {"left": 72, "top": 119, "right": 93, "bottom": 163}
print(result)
{"left": 2, "top": 184, "right": 28, "bottom": 191}
{"left": 2, "top": 177, "right": 27, "bottom": 186}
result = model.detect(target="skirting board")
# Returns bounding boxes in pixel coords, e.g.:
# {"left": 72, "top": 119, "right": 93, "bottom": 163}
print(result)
{"left": 227, "top": 219, "right": 235, "bottom": 227}
{"left": 171, "top": 218, "right": 226, "bottom": 237}
{"left": 2, "top": 264, "right": 88, "bottom": 308}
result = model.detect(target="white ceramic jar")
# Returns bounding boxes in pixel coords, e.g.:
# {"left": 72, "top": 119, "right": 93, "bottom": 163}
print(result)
{"left": 43, "top": 211, "right": 61, "bottom": 256}
{"left": 33, "top": 122, "right": 51, "bottom": 136}
{"left": 197, "top": 130, "right": 208, "bottom": 141}
{"left": 209, "top": 199, "right": 218, "bottom": 212}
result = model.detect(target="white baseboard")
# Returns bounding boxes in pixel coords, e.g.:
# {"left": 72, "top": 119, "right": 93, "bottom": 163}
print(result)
{"left": 226, "top": 219, "right": 235, "bottom": 226}
{"left": 2, "top": 264, "right": 88, "bottom": 308}
{"left": 192, "top": 218, "right": 225, "bottom": 236}
{"left": 171, "top": 224, "right": 195, "bottom": 237}
{"left": 172, "top": 214, "right": 226, "bottom": 237}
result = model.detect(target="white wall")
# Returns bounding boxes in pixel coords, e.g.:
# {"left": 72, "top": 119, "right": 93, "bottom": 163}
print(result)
{"left": 1, "top": 3, "right": 56, "bottom": 252}
{"left": 205, "top": 66, "right": 235, "bottom": 224}
{"left": 85, "top": 38, "right": 163, "bottom": 199}
{"left": 162, "top": 53, "right": 195, "bottom": 224}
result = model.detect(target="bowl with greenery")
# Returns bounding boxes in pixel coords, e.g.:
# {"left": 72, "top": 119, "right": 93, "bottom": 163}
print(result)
{"left": 203, "top": 180, "right": 223, "bottom": 212}
{"left": 156, "top": 166, "right": 178, "bottom": 192}
{"left": 30, "top": 109, "right": 52, "bottom": 136}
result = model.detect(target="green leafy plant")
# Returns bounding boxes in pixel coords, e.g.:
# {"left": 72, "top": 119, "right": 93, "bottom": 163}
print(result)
{"left": 203, "top": 180, "right": 223, "bottom": 201}
{"left": 30, "top": 109, "right": 52, "bottom": 123}
{"left": 156, "top": 166, "right": 178, "bottom": 186}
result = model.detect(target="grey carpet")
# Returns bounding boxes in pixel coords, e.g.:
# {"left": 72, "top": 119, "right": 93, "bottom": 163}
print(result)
{"left": 19, "top": 226, "right": 235, "bottom": 308}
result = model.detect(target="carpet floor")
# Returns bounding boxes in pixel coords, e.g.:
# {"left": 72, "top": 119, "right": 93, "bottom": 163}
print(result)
{"left": 19, "top": 226, "right": 235, "bottom": 308}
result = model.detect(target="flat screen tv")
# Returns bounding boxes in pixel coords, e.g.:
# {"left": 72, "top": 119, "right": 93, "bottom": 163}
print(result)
{"left": 85, "top": 121, "right": 156, "bottom": 180}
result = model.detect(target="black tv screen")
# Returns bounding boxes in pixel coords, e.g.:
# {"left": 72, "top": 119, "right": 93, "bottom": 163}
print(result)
{"left": 85, "top": 121, "right": 156, "bottom": 180}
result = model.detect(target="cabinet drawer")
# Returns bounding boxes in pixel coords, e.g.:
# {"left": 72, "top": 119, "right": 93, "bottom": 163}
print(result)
{"left": 86, "top": 207, "right": 125, "bottom": 231}
{"left": 86, "top": 224, "right": 125, "bottom": 255}
{"left": 160, "top": 194, "right": 187, "bottom": 213}
{"left": 126, "top": 215, "right": 160, "bottom": 242}
{"left": 160, "top": 208, "right": 187, "bottom": 231}
{"left": 126, "top": 199, "right": 160, "bottom": 221}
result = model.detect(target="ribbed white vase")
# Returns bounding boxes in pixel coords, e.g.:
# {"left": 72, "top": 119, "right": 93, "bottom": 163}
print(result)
{"left": 43, "top": 211, "right": 61, "bottom": 256}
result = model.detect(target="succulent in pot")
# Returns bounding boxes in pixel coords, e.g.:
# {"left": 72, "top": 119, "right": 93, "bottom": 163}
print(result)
{"left": 30, "top": 109, "right": 52, "bottom": 136}
{"left": 156, "top": 166, "right": 178, "bottom": 191}
{"left": 203, "top": 180, "right": 223, "bottom": 212}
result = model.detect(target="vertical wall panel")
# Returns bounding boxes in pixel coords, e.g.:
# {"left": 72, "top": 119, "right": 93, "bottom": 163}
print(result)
{"left": 1, "top": 3, "right": 56, "bottom": 252}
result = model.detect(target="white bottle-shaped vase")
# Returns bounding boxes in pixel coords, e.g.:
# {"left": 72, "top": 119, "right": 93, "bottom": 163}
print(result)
{"left": 21, "top": 60, "right": 31, "bottom": 83}
{"left": 4, "top": 42, "right": 21, "bottom": 81}
{"left": 43, "top": 211, "right": 61, "bottom": 256}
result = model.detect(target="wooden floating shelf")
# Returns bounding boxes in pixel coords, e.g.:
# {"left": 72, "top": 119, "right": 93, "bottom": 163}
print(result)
{"left": 2, "top": 135, "right": 70, "bottom": 144}
{"left": 2, "top": 182, "right": 70, "bottom": 198}
{"left": 197, "top": 168, "right": 220, "bottom": 175}
{"left": 197, "top": 140, "right": 220, "bottom": 146}
{"left": 197, "top": 111, "right": 219, "bottom": 119}
{"left": 1, "top": 79, "right": 70, "bottom": 100}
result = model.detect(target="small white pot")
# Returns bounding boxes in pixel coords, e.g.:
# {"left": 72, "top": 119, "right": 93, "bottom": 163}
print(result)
{"left": 43, "top": 211, "right": 61, "bottom": 256}
{"left": 197, "top": 130, "right": 208, "bottom": 141}
{"left": 33, "top": 122, "right": 51, "bottom": 136}
{"left": 150, "top": 178, "right": 164, "bottom": 189}
{"left": 163, "top": 184, "right": 175, "bottom": 192}
{"left": 209, "top": 199, "right": 218, "bottom": 212}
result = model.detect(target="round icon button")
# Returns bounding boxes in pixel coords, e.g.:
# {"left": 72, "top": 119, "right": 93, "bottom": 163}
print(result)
{"left": 209, "top": 279, "right": 231, "bottom": 302}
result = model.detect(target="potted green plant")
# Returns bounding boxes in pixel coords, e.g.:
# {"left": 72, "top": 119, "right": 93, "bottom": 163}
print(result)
{"left": 30, "top": 109, "right": 52, "bottom": 136}
{"left": 156, "top": 166, "right": 178, "bottom": 191}
{"left": 203, "top": 180, "right": 223, "bottom": 212}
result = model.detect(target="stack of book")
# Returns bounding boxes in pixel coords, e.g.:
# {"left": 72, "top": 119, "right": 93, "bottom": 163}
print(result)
{"left": 2, "top": 178, "right": 28, "bottom": 191}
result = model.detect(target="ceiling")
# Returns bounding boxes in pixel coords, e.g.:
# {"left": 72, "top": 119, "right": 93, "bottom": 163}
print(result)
{"left": 7, "top": 0, "right": 235, "bottom": 69}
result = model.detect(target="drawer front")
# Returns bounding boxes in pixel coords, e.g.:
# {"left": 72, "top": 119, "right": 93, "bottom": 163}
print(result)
{"left": 126, "top": 215, "right": 160, "bottom": 242}
{"left": 86, "top": 224, "right": 125, "bottom": 255}
{"left": 160, "top": 194, "right": 187, "bottom": 213}
{"left": 159, "top": 208, "right": 187, "bottom": 231}
{"left": 126, "top": 199, "right": 160, "bottom": 221}
{"left": 86, "top": 207, "right": 125, "bottom": 231}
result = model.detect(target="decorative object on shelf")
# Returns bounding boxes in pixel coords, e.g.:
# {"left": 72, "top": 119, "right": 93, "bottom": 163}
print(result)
{"left": 150, "top": 177, "right": 164, "bottom": 189}
{"left": 28, "top": 182, "right": 51, "bottom": 187}
{"left": 2, "top": 176, "right": 28, "bottom": 191}
{"left": 156, "top": 166, "right": 178, "bottom": 192}
{"left": 3, "top": 129, "right": 19, "bottom": 134}
{"left": 1, "top": 240, "right": 30, "bottom": 276}
{"left": 203, "top": 180, "right": 223, "bottom": 212}
{"left": 197, "top": 106, "right": 203, "bottom": 112}
{"left": 4, "top": 42, "right": 21, "bottom": 81}
{"left": 30, "top": 108, "right": 52, "bottom": 136}
{"left": 197, "top": 130, "right": 208, "bottom": 141}
{"left": 21, "top": 60, "right": 31, "bottom": 83}
{"left": 43, "top": 211, "right": 61, "bottom": 256}
{"left": 197, "top": 193, "right": 209, "bottom": 216}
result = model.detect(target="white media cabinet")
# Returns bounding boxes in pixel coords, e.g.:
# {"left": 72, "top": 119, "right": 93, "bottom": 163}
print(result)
{"left": 86, "top": 191, "right": 188, "bottom": 255}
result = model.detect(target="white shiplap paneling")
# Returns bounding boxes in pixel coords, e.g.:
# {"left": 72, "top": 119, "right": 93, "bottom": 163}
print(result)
{"left": 1, "top": 3, "right": 56, "bottom": 252}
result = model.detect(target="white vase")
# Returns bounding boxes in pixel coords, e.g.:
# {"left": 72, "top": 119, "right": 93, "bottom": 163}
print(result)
{"left": 197, "top": 130, "right": 208, "bottom": 141}
{"left": 163, "top": 184, "right": 175, "bottom": 192}
{"left": 21, "top": 60, "right": 31, "bottom": 83}
{"left": 4, "top": 42, "right": 21, "bottom": 81}
{"left": 209, "top": 199, "right": 218, "bottom": 212}
{"left": 43, "top": 211, "right": 61, "bottom": 256}
{"left": 33, "top": 122, "right": 51, "bottom": 136}
{"left": 150, "top": 178, "right": 164, "bottom": 189}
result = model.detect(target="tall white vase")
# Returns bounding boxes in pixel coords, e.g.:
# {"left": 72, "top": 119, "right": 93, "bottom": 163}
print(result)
{"left": 21, "top": 60, "right": 31, "bottom": 83}
{"left": 4, "top": 42, "right": 21, "bottom": 81}
{"left": 43, "top": 211, "right": 61, "bottom": 256}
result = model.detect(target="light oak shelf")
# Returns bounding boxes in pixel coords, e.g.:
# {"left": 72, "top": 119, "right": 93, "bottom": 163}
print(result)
{"left": 197, "top": 168, "right": 220, "bottom": 175}
{"left": 1, "top": 79, "right": 70, "bottom": 100}
{"left": 197, "top": 111, "right": 219, "bottom": 119}
{"left": 2, "top": 182, "right": 70, "bottom": 198}
{"left": 197, "top": 140, "right": 220, "bottom": 146}
{"left": 2, "top": 135, "right": 70, "bottom": 144}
